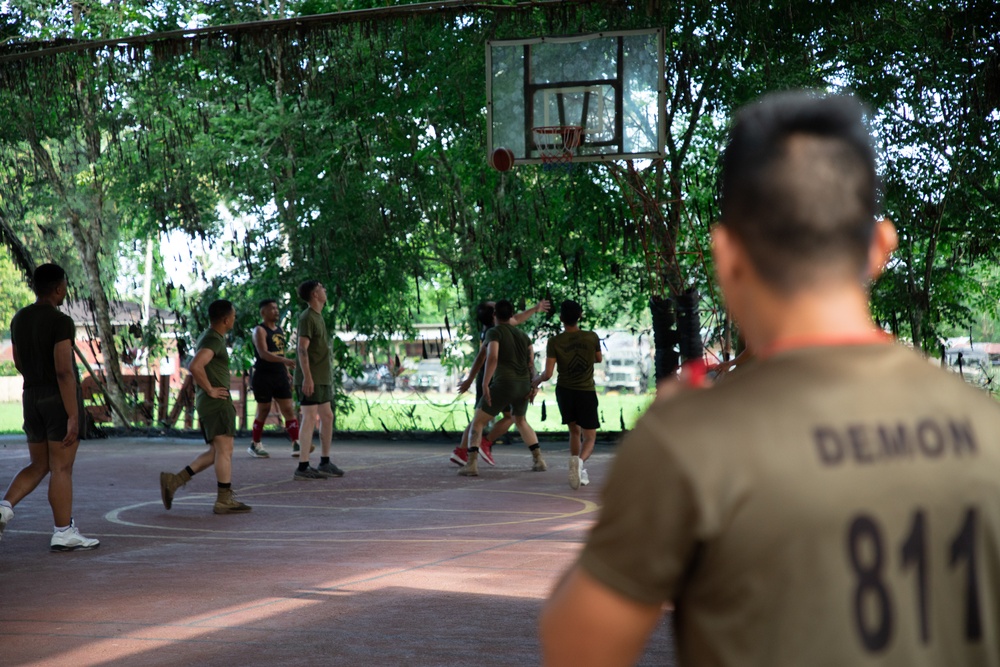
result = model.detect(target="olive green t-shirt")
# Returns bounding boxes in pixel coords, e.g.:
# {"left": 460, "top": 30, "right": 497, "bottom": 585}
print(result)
{"left": 294, "top": 307, "right": 332, "bottom": 386}
{"left": 546, "top": 329, "right": 601, "bottom": 391}
{"left": 9, "top": 302, "right": 77, "bottom": 389}
{"left": 579, "top": 344, "right": 1000, "bottom": 666}
{"left": 484, "top": 322, "right": 532, "bottom": 383}
{"left": 194, "top": 328, "right": 231, "bottom": 410}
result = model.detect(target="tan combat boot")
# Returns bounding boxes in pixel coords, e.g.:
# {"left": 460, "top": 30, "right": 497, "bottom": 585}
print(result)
{"left": 214, "top": 488, "right": 252, "bottom": 514}
{"left": 531, "top": 448, "right": 548, "bottom": 472}
{"left": 159, "top": 469, "right": 192, "bottom": 510}
{"left": 458, "top": 450, "right": 480, "bottom": 477}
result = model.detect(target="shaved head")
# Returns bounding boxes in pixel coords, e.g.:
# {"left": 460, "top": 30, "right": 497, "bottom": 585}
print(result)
{"left": 720, "top": 92, "right": 880, "bottom": 292}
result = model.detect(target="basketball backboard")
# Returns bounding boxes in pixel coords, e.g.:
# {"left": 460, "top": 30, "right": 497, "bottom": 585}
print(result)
{"left": 486, "top": 28, "right": 665, "bottom": 166}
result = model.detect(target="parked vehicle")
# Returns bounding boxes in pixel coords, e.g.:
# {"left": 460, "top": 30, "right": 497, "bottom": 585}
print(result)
{"left": 343, "top": 364, "right": 395, "bottom": 391}
{"left": 410, "top": 359, "right": 456, "bottom": 393}
{"left": 601, "top": 353, "right": 650, "bottom": 394}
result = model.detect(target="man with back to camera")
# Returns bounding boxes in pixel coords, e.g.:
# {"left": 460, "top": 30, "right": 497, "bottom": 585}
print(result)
{"left": 0, "top": 263, "right": 99, "bottom": 551}
{"left": 160, "top": 299, "right": 251, "bottom": 514}
{"left": 247, "top": 298, "right": 300, "bottom": 459}
{"left": 292, "top": 280, "right": 344, "bottom": 481}
{"left": 458, "top": 299, "right": 546, "bottom": 477}
{"left": 540, "top": 91, "right": 1000, "bottom": 665}
{"left": 452, "top": 298, "right": 549, "bottom": 467}
{"left": 532, "top": 299, "right": 602, "bottom": 490}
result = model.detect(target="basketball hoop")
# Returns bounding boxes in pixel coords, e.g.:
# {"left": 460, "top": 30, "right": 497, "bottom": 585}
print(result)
{"left": 533, "top": 125, "right": 582, "bottom": 171}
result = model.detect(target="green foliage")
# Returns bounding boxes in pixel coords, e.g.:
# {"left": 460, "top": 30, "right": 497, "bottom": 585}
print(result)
{"left": 0, "top": 360, "right": 18, "bottom": 376}
{"left": 0, "top": 246, "right": 32, "bottom": 336}
{"left": 0, "top": 0, "right": 997, "bottom": 438}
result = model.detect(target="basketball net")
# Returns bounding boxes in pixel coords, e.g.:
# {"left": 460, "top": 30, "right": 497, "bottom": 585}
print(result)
{"left": 533, "top": 125, "right": 582, "bottom": 172}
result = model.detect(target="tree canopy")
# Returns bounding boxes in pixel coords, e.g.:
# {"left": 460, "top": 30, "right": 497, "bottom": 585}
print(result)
{"left": 0, "top": 0, "right": 997, "bottom": 426}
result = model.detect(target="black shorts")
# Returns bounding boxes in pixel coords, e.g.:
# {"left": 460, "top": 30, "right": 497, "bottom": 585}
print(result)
{"left": 252, "top": 371, "right": 292, "bottom": 403}
{"left": 22, "top": 385, "right": 73, "bottom": 442}
{"left": 555, "top": 387, "right": 600, "bottom": 430}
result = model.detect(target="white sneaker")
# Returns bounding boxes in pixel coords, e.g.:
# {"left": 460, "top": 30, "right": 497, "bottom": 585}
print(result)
{"left": 247, "top": 442, "right": 270, "bottom": 458}
{"left": 0, "top": 504, "right": 13, "bottom": 542}
{"left": 50, "top": 520, "right": 100, "bottom": 552}
{"left": 569, "top": 456, "right": 581, "bottom": 490}
{"left": 580, "top": 465, "right": 590, "bottom": 486}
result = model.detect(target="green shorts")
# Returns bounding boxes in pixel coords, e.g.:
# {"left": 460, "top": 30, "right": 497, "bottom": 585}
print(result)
{"left": 296, "top": 384, "right": 332, "bottom": 406}
{"left": 477, "top": 378, "right": 531, "bottom": 418}
{"left": 196, "top": 399, "right": 237, "bottom": 443}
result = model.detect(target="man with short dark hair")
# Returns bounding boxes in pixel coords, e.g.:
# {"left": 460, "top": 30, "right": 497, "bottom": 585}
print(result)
{"left": 160, "top": 299, "right": 251, "bottom": 514}
{"left": 458, "top": 299, "right": 545, "bottom": 476}
{"left": 0, "top": 263, "right": 99, "bottom": 551}
{"left": 292, "top": 280, "right": 344, "bottom": 481}
{"left": 532, "top": 299, "right": 602, "bottom": 490}
{"left": 452, "top": 298, "right": 549, "bottom": 467}
{"left": 247, "top": 298, "right": 299, "bottom": 458}
{"left": 541, "top": 91, "right": 1000, "bottom": 665}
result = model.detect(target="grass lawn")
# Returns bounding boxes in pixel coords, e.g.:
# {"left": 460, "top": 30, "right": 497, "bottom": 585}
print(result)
{"left": 0, "top": 402, "right": 21, "bottom": 434}
{"left": 0, "top": 389, "right": 655, "bottom": 436}
{"left": 334, "top": 388, "right": 653, "bottom": 434}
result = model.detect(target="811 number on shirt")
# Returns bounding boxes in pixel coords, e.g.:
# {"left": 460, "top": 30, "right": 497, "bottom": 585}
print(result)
{"left": 846, "top": 507, "right": 982, "bottom": 652}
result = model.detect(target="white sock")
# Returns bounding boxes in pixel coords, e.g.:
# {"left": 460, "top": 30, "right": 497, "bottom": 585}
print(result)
{"left": 0, "top": 500, "right": 12, "bottom": 510}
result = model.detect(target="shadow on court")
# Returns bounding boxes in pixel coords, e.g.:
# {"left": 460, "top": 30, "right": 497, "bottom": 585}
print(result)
{"left": 0, "top": 436, "right": 675, "bottom": 666}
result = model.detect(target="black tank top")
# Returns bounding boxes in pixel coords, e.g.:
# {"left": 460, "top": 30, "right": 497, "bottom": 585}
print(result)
{"left": 254, "top": 323, "right": 288, "bottom": 373}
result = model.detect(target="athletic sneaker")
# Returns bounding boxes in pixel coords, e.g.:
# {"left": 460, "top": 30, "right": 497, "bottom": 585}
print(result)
{"left": 449, "top": 447, "right": 468, "bottom": 466}
{"left": 50, "top": 521, "right": 100, "bottom": 552}
{"left": 294, "top": 466, "right": 325, "bottom": 481}
{"left": 316, "top": 462, "right": 345, "bottom": 478}
{"left": 291, "top": 442, "right": 313, "bottom": 458}
{"left": 0, "top": 504, "right": 13, "bottom": 542}
{"left": 531, "top": 450, "right": 548, "bottom": 472}
{"left": 569, "top": 455, "right": 581, "bottom": 490}
{"left": 580, "top": 466, "right": 590, "bottom": 486}
{"left": 479, "top": 439, "right": 496, "bottom": 466}
{"left": 248, "top": 442, "right": 270, "bottom": 458}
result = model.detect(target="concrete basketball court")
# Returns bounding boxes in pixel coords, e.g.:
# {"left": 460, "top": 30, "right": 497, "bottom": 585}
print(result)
{"left": 0, "top": 435, "right": 675, "bottom": 666}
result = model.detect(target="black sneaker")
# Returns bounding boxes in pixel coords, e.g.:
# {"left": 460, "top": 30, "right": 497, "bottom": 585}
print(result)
{"left": 316, "top": 462, "right": 345, "bottom": 478}
{"left": 293, "top": 466, "right": 325, "bottom": 481}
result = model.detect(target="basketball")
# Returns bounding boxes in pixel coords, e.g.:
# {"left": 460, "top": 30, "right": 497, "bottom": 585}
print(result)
{"left": 490, "top": 147, "right": 515, "bottom": 171}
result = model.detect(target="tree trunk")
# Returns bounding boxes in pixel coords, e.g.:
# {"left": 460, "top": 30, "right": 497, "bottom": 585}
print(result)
{"left": 24, "top": 129, "right": 132, "bottom": 427}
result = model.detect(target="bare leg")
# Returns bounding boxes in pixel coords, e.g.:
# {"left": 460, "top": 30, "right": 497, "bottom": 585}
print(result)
{"left": 211, "top": 436, "right": 235, "bottom": 484}
{"left": 581, "top": 428, "right": 597, "bottom": 462}
{"left": 468, "top": 409, "right": 493, "bottom": 451}
{"left": 46, "top": 438, "right": 81, "bottom": 527}
{"left": 188, "top": 446, "right": 218, "bottom": 475}
{"left": 513, "top": 415, "right": 539, "bottom": 447}
{"left": 275, "top": 398, "right": 297, "bottom": 423}
{"left": 485, "top": 412, "right": 515, "bottom": 443}
{"left": 3, "top": 441, "right": 51, "bottom": 508}
{"left": 318, "top": 402, "right": 334, "bottom": 458}
{"left": 253, "top": 400, "right": 272, "bottom": 425}
{"left": 567, "top": 423, "right": 582, "bottom": 457}
{"left": 299, "top": 404, "right": 319, "bottom": 465}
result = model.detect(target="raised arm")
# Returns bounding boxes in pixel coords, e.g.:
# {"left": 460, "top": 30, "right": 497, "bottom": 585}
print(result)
{"left": 510, "top": 299, "right": 550, "bottom": 326}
